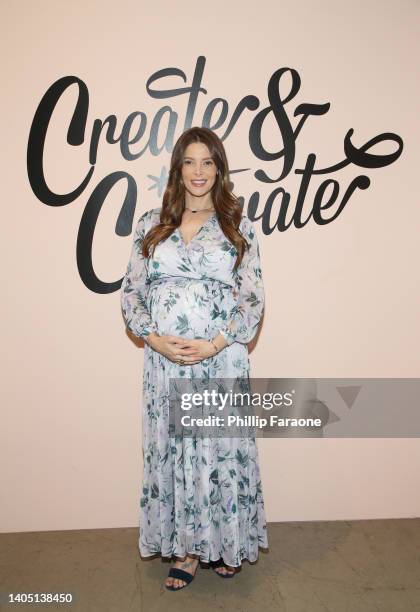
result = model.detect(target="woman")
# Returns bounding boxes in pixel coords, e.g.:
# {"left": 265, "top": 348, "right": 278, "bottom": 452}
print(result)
{"left": 120, "top": 127, "right": 269, "bottom": 591}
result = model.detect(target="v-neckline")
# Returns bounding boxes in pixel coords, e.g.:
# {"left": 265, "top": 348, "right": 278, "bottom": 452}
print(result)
{"left": 177, "top": 212, "right": 216, "bottom": 247}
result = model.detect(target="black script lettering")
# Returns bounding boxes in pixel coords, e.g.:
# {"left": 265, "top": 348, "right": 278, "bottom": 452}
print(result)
{"left": 27, "top": 76, "right": 93, "bottom": 205}
{"left": 77, "top": 172, "right": 137, "bottom": 294}
{"left": 250, "top": 67, "right": 330, "bottom": 182}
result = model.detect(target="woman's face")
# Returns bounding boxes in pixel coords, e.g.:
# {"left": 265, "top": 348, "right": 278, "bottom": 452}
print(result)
{"left": 181, "top": 141, "right": 218, "bottom": 197}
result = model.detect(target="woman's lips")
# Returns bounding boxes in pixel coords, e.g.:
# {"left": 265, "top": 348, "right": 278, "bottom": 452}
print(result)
{"left": 191, "top": 180, "right": 207, "bottom": 186}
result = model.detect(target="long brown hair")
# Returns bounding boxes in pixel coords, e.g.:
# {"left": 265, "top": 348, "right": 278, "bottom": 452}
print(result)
{"left": 142, "top": 126, "right": 249, "bottom": 270}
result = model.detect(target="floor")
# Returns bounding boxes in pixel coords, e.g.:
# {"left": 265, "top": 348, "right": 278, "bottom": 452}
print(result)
{"left": 1, "top": 518, "right": 420, "bottom": 611}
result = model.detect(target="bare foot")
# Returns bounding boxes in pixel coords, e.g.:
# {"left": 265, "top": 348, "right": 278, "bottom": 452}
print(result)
{"left": 165, "top": 555, "right": 199, "bottom": 589}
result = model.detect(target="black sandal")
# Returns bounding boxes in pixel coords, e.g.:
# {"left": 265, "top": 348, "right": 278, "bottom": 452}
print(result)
{"left": 210, "top": 557, "right": 236, "bottom": 578}
{"left": 165, "top": 566, "right": 197, "bottom": 591}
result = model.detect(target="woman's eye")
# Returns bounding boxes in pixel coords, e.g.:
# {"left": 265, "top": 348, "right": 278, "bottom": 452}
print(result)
{"left": 183, "top": 160, "right": 213, "bottom": 165}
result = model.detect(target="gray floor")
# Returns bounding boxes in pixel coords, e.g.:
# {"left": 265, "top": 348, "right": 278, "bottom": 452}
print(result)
{"left": 1, "top": 519, "right": 420, "bottom": 611}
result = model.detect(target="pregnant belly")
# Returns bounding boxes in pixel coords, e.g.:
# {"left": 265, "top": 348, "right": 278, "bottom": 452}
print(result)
{"left": 147, "top": 277, "right": 235, "bottom": 339}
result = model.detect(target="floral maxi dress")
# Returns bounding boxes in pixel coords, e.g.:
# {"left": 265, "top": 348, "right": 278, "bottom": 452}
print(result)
{"left": 120, "top": 206, "right": 269, "bottom": 567}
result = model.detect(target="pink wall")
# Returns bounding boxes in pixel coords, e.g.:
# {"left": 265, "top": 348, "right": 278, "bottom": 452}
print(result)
{"left": 2, "top": 0, "right": 419, "bottom": 533}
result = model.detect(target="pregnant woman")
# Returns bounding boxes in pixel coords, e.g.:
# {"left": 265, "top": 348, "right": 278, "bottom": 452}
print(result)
{"left": 120, "top": 126, "right": 269, "bottom": 591}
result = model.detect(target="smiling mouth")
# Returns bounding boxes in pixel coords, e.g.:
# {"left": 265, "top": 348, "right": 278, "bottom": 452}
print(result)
{"left": 191, "top": 180, "right": 207, "bottom": 186}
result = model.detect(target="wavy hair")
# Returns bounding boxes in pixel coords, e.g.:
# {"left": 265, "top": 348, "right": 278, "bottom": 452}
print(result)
{"left": 141, "top": 126, "right": 248, "bottom": 270}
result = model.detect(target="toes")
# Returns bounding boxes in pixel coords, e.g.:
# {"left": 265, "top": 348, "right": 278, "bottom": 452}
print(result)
{"left": 215, "top": 565, "right": 234, "bottom": 575}
{"left": 165, "top": 577, "right": 186, "bottom": 588}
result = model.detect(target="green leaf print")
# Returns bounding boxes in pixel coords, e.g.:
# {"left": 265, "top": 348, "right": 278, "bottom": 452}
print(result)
{"left": 210, "top": 304, "right": 228, "bottom": 321}
{"left": 178, "top": 263, "right": 191, "bottom": 272}
{"left": 238, "top": 494, "right": 249, "bottom": 508}
{"left": 163, "top": 291, "right": 179, "bottom": 312}
{"left": 210, "top": 488, "right": 220, "bottom": 505}
{"left": 236, "top": 448, "right": 249, "bottom": 468}
{"left": 245, "top": 291, "right": 261, "bottom": 307}
{"left": 209, "top": 469, "right": 219, "bottom": 485}
{"left": 130, "top": 210, "right": 269, "bottom": 563}
{"left": 175, "top": 313, "right": 190, "bottom": 334}
{"left": 149, "top": 271, "right": 162, "bottom": 281}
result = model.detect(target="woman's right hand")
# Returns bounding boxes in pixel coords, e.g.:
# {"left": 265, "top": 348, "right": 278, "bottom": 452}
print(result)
{"left": 146, "top": 333, "right": 203, "bottom": 365}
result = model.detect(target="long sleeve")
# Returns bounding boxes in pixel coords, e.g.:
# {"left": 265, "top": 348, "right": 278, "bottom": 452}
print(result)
{"left": 218, "top": 216, "right": 265, "bottom": 346}
{"left": 120, "top": 211, "right": 158, "bottom": 339}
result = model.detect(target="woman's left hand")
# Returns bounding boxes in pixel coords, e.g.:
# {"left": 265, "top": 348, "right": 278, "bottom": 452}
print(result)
{"left": 171, "top": 338, "right": 216, "bottom": 364}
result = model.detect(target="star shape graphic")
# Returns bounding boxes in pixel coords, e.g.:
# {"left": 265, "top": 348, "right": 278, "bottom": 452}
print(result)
{"left": 147, "top": 166, "right": 169, "bottom": 198}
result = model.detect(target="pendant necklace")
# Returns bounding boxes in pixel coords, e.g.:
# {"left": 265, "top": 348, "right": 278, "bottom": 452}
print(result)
{"left": 185, "top": 205, "right": 215, "bottom": 213}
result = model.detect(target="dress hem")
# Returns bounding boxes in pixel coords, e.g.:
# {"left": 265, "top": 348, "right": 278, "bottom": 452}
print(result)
{"left": 138, "top": 546, "right": 270, "bottom": 568}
